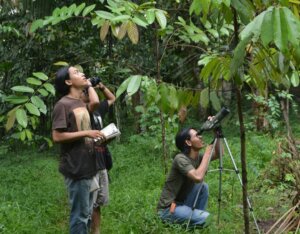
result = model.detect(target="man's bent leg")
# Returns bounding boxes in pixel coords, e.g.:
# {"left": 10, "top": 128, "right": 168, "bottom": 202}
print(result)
{"left": 158, "top": 205, "right": 209, "bottom": 227}
{"left": 184, "top": 183, "right": 209, "bottom": 210}
{"left": 65, "top": 177, "right": 93, "bottom": 234}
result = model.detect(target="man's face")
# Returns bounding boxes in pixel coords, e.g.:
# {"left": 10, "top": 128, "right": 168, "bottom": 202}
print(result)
{"left": 187, "top": 129, "right": 204, "bottom": 150}
{"left": 67, "top": 67, "right": 88, "bottom": 89}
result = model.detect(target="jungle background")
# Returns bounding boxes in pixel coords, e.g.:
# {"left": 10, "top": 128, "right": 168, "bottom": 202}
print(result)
{"left": 0, "top": 0, "right": 299, "bottom": 233}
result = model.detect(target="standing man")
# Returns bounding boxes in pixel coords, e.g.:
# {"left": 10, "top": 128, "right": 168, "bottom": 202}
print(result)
{"left": 88, "top": 82, "right": 116, "bottom": 234}
{"left": 52, "top": 66, "right": 104, "bottom": 234}
{"left": 157, "top": 126, "right": 222, "bottom": 228}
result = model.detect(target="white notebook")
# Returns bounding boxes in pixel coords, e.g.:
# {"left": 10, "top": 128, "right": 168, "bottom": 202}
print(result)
{"left": 94, "top": 123, "right": 121, "bottom": 143}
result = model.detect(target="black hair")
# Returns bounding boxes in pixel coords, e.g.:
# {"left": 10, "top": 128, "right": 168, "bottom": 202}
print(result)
{"left": 175, "top": 127, "right": 193, "bottom": 155}
{"left": 55, "top": 66, "right": 71, "bottom": 96}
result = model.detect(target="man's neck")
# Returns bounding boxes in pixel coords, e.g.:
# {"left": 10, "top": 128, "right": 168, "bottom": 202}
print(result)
{"left": 67, "top": 88, "right": 83, "bottom": 100}
{"left": 189, "top": 149, "right": 199, "bottom": 160}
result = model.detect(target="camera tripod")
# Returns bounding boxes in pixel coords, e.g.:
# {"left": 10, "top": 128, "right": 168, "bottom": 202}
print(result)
{"left": 186, "top": 128, "right": 261, "bottom": 234}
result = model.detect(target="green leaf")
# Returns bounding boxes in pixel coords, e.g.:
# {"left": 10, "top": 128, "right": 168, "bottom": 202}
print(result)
{"left": 155, "top": 10, "right": 167, "bottom": 29}
{"left": 11, "top": 86, "right": 34, "bottom": 93}
{"left": 230, "top": 35, "right": 252, "bottom": 78}
{"left": 33, "top": 72, "right": 48, "bottom": 81}
{"left": 111, "top": 15, "right": 131, "bottom": 23}
{"left": 25, "top": 129, "right": 33, "bottom": 141}
{"left": 25, "top": 103, "right": 40, "bottom": 116}
{"left": 209, "top": 91, "right": 221, "bottom": 111}
{"left": 43, "top": 83, "right": 55, "bottom": 96}
{"left": 16, "top": 108, "right": 28, "bottom": 128}
{"left": 44, "top": 137, "right": 53, "bottom": 147}
{"left": 145, "top": 10, "right": 155, "bottom": 24}
{"left": 127, "top": 75, "right": 142, "bottom": 96}
{"left": 53, "top": 61, "right": 69, "bottom": 66}
{"left": 116, "top": 78, "right": 131, "bottom": 98}
{"left": 290, "top": 71, "right": 299, "bottom": 87}
{"left": 82, "top": 4, "right": 96, "bottom": 17}
{"left": 75, "top": 3, "right": 86, "bottom": 16}
{"left": 132, "top": 16, "right": 148, "bottom": 28}
{"left": 31, "top": 96, "right": 46, "bottom": 109}
{"left": 169, "top": 86, "right": 178, "bottom": 111}
{"left": 30, "top": 19, "right": 44, "bottom": 33}
{"left": 282, "top": 7, "right": 300, "bottom": 48}
{"left": 20, "top": 130, "right": 26, "bottom": 141}
{"left": 231, "top": 0, "right": 254, "bottom": 24}
{"left": 261, "top": 10, "right": 273, "bottom": 46}
{"left": 189, "top": 0, "right": 202, "bottom": 15}
{"left": 5, "top": 95, "right": 29, "bottom": 104}
{"left": 95, "top": 10, "right": 114, "bottom": 20}
{"left": 273, "top": 8, "right": 287, "bottom": 53}
{"left": 26, "top": 77, "right": 42, "bottom": 86}
{"left": 200, "top": 88, "right": 209, "bottom": 108}
{"left": 38, "top": 89, "right": 49, "bottom": 96}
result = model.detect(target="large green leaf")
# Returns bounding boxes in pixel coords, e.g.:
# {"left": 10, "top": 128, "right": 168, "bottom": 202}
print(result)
{"left": 26, "top": 77, "right": 42, "bottom": 86}
{"left": 5, "top": 95, "right": 29, "bottom": 104}
{"left": 82, "top": 4, "right": 96, "bottom": 17}
{"left": 33, "top": 72, "right": 48, "bottom": 81}
{"left": 145, "top": 10, "right": 155, "bottom": 24}
{"left": 25, "top": 103, "right": 40, "bottom": 116}
{"left": 282, "top": 7, "right": 300, "bottom": 47}
{"left": 16, "top": 108, "right": 28, "bottom": 128}
{"left": 132, "top": 16, "right": 148, "bottom": 28}
{"left": 11, "top": 86, "right": 34, "bottom": 93}
{"left": 116, "top": 78, "right": 131, "bottom": 98}
{"left": 38, "top": 88, "right": 49, "bottom": 97}
{"left": 127, "top": 75, "right": 142, "bottom": 96}
{"left": 95, "top": 11, "right": 114, "bottom": 20}
{"left": 260, "top": 10, "right": 273, "bottom": 46}
{"left": 200, "top": 88, "right": 209, "bottom": 108}
{"left": 290, "top": 71, "right": 299, "bottom": 87}
{"left": 230, "top": 35, "right": 252, "bottom": 78}
{"left": 189, "top": 0, "right": 202, "bottom": 16}
{"left": 273, "top": 8, "right": 288, "bottom": 53}
{"left": 231, "top": 0, "right": 255, "bottom": 24}
{"left": 155, "top": 10, "right": 167, "bottom": 29}
{"left": 209, "top": 91, "right": 221, "bottom": 111}
{"left": 31, "top": 96, "right": 45, "bottom": 109}
{"left": 43, "top": 83, "right": 55, "bottom": 96}
{"left": 75, "top": 3, "right": 86, "bottom": 16}
{"left": 30, "top": 19, "right": 44, "bottom": 33}
{"left": 168, "top": 86, "right": 178, "bottom": 111}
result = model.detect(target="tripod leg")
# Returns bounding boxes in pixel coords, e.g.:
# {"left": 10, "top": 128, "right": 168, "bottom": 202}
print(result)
{"left": 217, "top": 138, "right": 223, "bottom": 224}
{"left": 186, "top": 138, "right": 217, "bottom": 230}
{"left": 222, "top": 138, "right": 261, "bottom": 234}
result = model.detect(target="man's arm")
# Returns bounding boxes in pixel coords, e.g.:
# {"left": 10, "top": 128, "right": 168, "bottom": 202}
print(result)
{"left": 186, "top": 145, "right": 213, "bottom": 183}
{"left": 97, "top": 83, "right": 116, "bottom": 106}
{"left": 52, "top": 129, "right": 104, "bottom": 143}
{"left": 86, "top": 86, "right": 100, "bottom": 113}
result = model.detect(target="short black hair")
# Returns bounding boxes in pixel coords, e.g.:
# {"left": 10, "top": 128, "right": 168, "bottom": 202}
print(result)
{"left": 175, "top": 127, "right": 193, "bottom": 154}
{"left": 55, "top": 66, "right": 71, "bottom": 96}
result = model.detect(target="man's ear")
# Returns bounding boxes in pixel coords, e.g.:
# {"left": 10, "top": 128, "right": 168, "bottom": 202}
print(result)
{"left": 65, "top": 79, "right": 72, "bottom": 86}
{"left": 185, "top": 139, "right": 192, "bottom": 147}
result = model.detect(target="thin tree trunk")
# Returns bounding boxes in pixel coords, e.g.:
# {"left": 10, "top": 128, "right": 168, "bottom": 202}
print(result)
{"left": 233, "top": 8, "right": 250, "bottom": 234}
{"left": 154, "top": 24, "right": 168, "bottom": 174}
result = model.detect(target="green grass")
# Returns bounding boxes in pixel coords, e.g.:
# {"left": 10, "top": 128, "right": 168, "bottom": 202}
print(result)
{"left": 0, "top": 129, "right": 293, "bottom": 234}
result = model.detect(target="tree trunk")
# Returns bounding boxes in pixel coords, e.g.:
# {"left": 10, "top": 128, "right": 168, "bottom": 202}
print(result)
{"left": 236, "top": 86, "right": 250, "bottom": 234}
{"left": 154, "top": 24, "right": 168, "bottom": 174}
{"left": 233, "top": 8, "right": 250, "bottom": 234}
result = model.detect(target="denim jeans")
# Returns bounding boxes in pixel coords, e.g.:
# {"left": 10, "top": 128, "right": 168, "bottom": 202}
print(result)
{"left": 65, "top": 177, "right": 94, "bottom": 234}
{"left": 158, "top": 183, "right": 209, "bottom": 227}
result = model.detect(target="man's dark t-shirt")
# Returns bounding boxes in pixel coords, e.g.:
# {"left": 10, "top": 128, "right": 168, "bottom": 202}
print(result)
{"left": 157, "top": 153, "right": 203, "bottom": 209}
{"left": 90, "top": 100, "right": 112, "bottom": 170}
{"left": 52, "top": 96, "right": 98, "bottom": 180}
